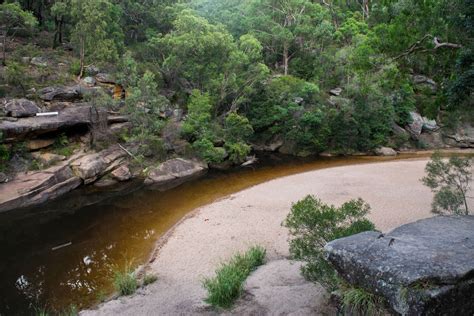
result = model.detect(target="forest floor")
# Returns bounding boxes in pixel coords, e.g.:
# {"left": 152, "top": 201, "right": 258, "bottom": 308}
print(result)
{"left": 81, "top": 158, "right": 474, "bottom": 315}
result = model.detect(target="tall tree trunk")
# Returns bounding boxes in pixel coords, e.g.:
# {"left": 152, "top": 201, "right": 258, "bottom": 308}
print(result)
{"left": 1, "top": 30, "right": 6, "bottom": 66}
{"left": 283, "top": 42, "right": 289, "bottom": 76}
{"left": 78, "top": 36, "right": 85, "bottom": 79}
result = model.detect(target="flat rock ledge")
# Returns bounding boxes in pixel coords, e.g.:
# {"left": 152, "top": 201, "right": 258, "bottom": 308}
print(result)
{"left": 0, "top": 154, "right": 209, "bottom": 213}
{"left": 324, "top": 216, "right": 474, "bottom": 315}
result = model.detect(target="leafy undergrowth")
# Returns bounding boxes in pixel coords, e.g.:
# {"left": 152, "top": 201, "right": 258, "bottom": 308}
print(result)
{"left": 202, "top": 245, "right": 266, "bottom": 309}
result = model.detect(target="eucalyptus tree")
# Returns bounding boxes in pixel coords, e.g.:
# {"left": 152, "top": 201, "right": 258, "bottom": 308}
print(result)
{"left": 0, "top": 2, "right": 37, "bottom": 65}
{"left": 244, "top": 0, "right": 334, "bottom": 75}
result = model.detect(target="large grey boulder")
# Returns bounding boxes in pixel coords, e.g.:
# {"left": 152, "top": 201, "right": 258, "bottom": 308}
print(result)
{"left": 145, "top": 158, "right": 207, "bottom": 189}
{"left": 4, "top": 99, "right": 41, "bottom": 118}
{"left": 325, "top": 216, "right": 474, "bottom": 315}
{"left": 39, "top": 86, "right": 82, "bottom": 102}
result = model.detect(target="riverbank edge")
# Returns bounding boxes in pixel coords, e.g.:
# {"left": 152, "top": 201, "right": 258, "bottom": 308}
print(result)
{"left": 82, "top": 148, "right": 474, "bottom": 312}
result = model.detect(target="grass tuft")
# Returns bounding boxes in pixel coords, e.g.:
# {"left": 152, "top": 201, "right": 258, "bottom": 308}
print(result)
{"left": 113, "top": 265, "right": 138, "bottom": 296}
{"left": 143, "top": 273, "right": 158, "bottom": 286}
{"left": 202, "top": 245, "right": 266, "bottom": 309}
{"left": 341, "top": 286, "right": 384, "bottom": 315}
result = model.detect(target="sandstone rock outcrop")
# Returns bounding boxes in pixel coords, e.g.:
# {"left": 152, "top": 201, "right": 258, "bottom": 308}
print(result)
{"left": 71, "top": 146, "right": 127, "bottom": 184}
{"left": 145, "top": 158, "right": 207, "bottom": 189}
{"left": 0, "top": 106, "right": 96, "bottom": 142}
{"left": 0, "top": 164, "right": 82, "bottom": 213}
{"left": 325, "top": 216, "right": 474, "bottom": 315}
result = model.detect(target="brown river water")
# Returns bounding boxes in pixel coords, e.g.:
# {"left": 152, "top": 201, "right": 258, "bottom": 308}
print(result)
{"left": 0, "top": 153, "right": 447, "bottom": 314}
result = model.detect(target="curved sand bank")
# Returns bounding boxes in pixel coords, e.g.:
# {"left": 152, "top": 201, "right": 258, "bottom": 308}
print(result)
{"left": 82, "top": 158, "right": 473, "bottom": 315}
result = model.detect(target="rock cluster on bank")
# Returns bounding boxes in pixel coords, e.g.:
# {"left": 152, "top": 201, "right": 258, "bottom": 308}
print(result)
{"left": 325, "top": 216, "right": 474, "bottom": 315}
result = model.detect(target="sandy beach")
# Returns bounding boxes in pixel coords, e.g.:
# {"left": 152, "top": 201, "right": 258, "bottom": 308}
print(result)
{"left": 81, "top": 158, "right": 473, "bottom": 315}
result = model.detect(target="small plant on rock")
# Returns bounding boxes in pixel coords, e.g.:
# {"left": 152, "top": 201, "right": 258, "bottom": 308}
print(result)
{"left": 422, "top": 152, "right": 473, "bottom": 215}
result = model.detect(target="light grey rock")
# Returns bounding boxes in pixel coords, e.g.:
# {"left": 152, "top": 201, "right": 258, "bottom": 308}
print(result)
{"left": 39, "top": 85, "right": 82, "bottom": 102}
{"left": 82, "top": 76, "right": 96, "bottom": 87}
{"left": 325, "top": 216, "right": 474, "bottom": 315}
{"left": 422, "top": 117, "right": 438, "bottom": 132}
{"left": 145, "top": 158, "right": 207, "bottom": 189}
{"left": 374, "top": 147, "right": 397, "bottom": 156}
{"left": 95, "top": 73, "right": 116, "bottom": 84}
{"left": 0, "top": 172, "right": 7, "bottom": 183}
{"left": 4, "top": 99, "right": 40, "bottom": 118}
{"left": 330, "top": 87, "right": 342, "bottom": 96}
{"left": 406, "top": 112, "right": 424, "bottom": 139}
{"left": 30, "top": 56, "right": 48, "bottom": 67}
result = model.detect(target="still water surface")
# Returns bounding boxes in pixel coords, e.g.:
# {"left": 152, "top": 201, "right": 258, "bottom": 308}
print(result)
{"left": 0, "top": 154, "right": 432, "bottom": 314}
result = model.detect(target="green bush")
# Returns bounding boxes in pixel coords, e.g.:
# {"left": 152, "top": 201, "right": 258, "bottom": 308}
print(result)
{"left": 192, "top": 138, "right": 227, "bottom": 164}
{"left": 113, "top": 266, "right": 138, "bottom": 296}
{"left": 203, "top": 245, "right": 266, "bottom": 308}
{"left": 283, "top": 196, "right": 375, "bottom": 290}
{"left": 69, "top": 60, "right": 81, "bottom": 76}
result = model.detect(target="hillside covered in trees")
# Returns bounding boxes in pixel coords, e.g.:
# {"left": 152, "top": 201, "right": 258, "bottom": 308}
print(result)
{"left": 0, "top": 0, "right": 473, "bottom": 169}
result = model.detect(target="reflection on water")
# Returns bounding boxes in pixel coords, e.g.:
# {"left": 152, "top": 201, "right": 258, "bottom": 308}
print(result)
{"left": 0, "top": 153, "right": 441, "bottom": 314}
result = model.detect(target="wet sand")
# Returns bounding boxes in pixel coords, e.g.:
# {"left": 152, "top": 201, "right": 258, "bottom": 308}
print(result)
{"left": 82, "top": 158, "right": 473, "bottom": 315}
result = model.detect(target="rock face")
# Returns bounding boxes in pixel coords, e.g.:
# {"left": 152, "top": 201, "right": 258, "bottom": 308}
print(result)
{"left": 145, "top": 158, "right": 207, "bottom": 189}
{"left": 325, "top": 216, "right": 474, "bottom": 316}
{"left": 71, "top": 146, "right": 127, "bottom": 184}
{"left": 0, "top": 106, "right": 95, "bottom": 142}
{"left": 444, "top": 124, "right": 474, "bottom": 148}
{"left": 406, "top": 112, "right": 424, "bottom": 139}
{"left": 0, "top": 164, "right": 82, "bottom": 213}
{"left": 374, "top": 147, "right": 397, "bottom": 156}
{"left": 0, "top": 147, "right": 129, "bottom": 212}
{"left": 4, "top": 99, "right": 41, "bottom": 118}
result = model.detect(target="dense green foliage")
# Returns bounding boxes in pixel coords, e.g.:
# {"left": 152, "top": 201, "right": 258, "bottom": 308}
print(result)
{"left": 421, "top": 153, "right": 473, "bottom": 215}
{"left": 2, "top": 0, "right": 473, "bottom": 161}
{"left": 283, "top": 196, "right": 375, "bottom": 290}
{"left": 202, "top": 245, "right": 266, "bottom": 308}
